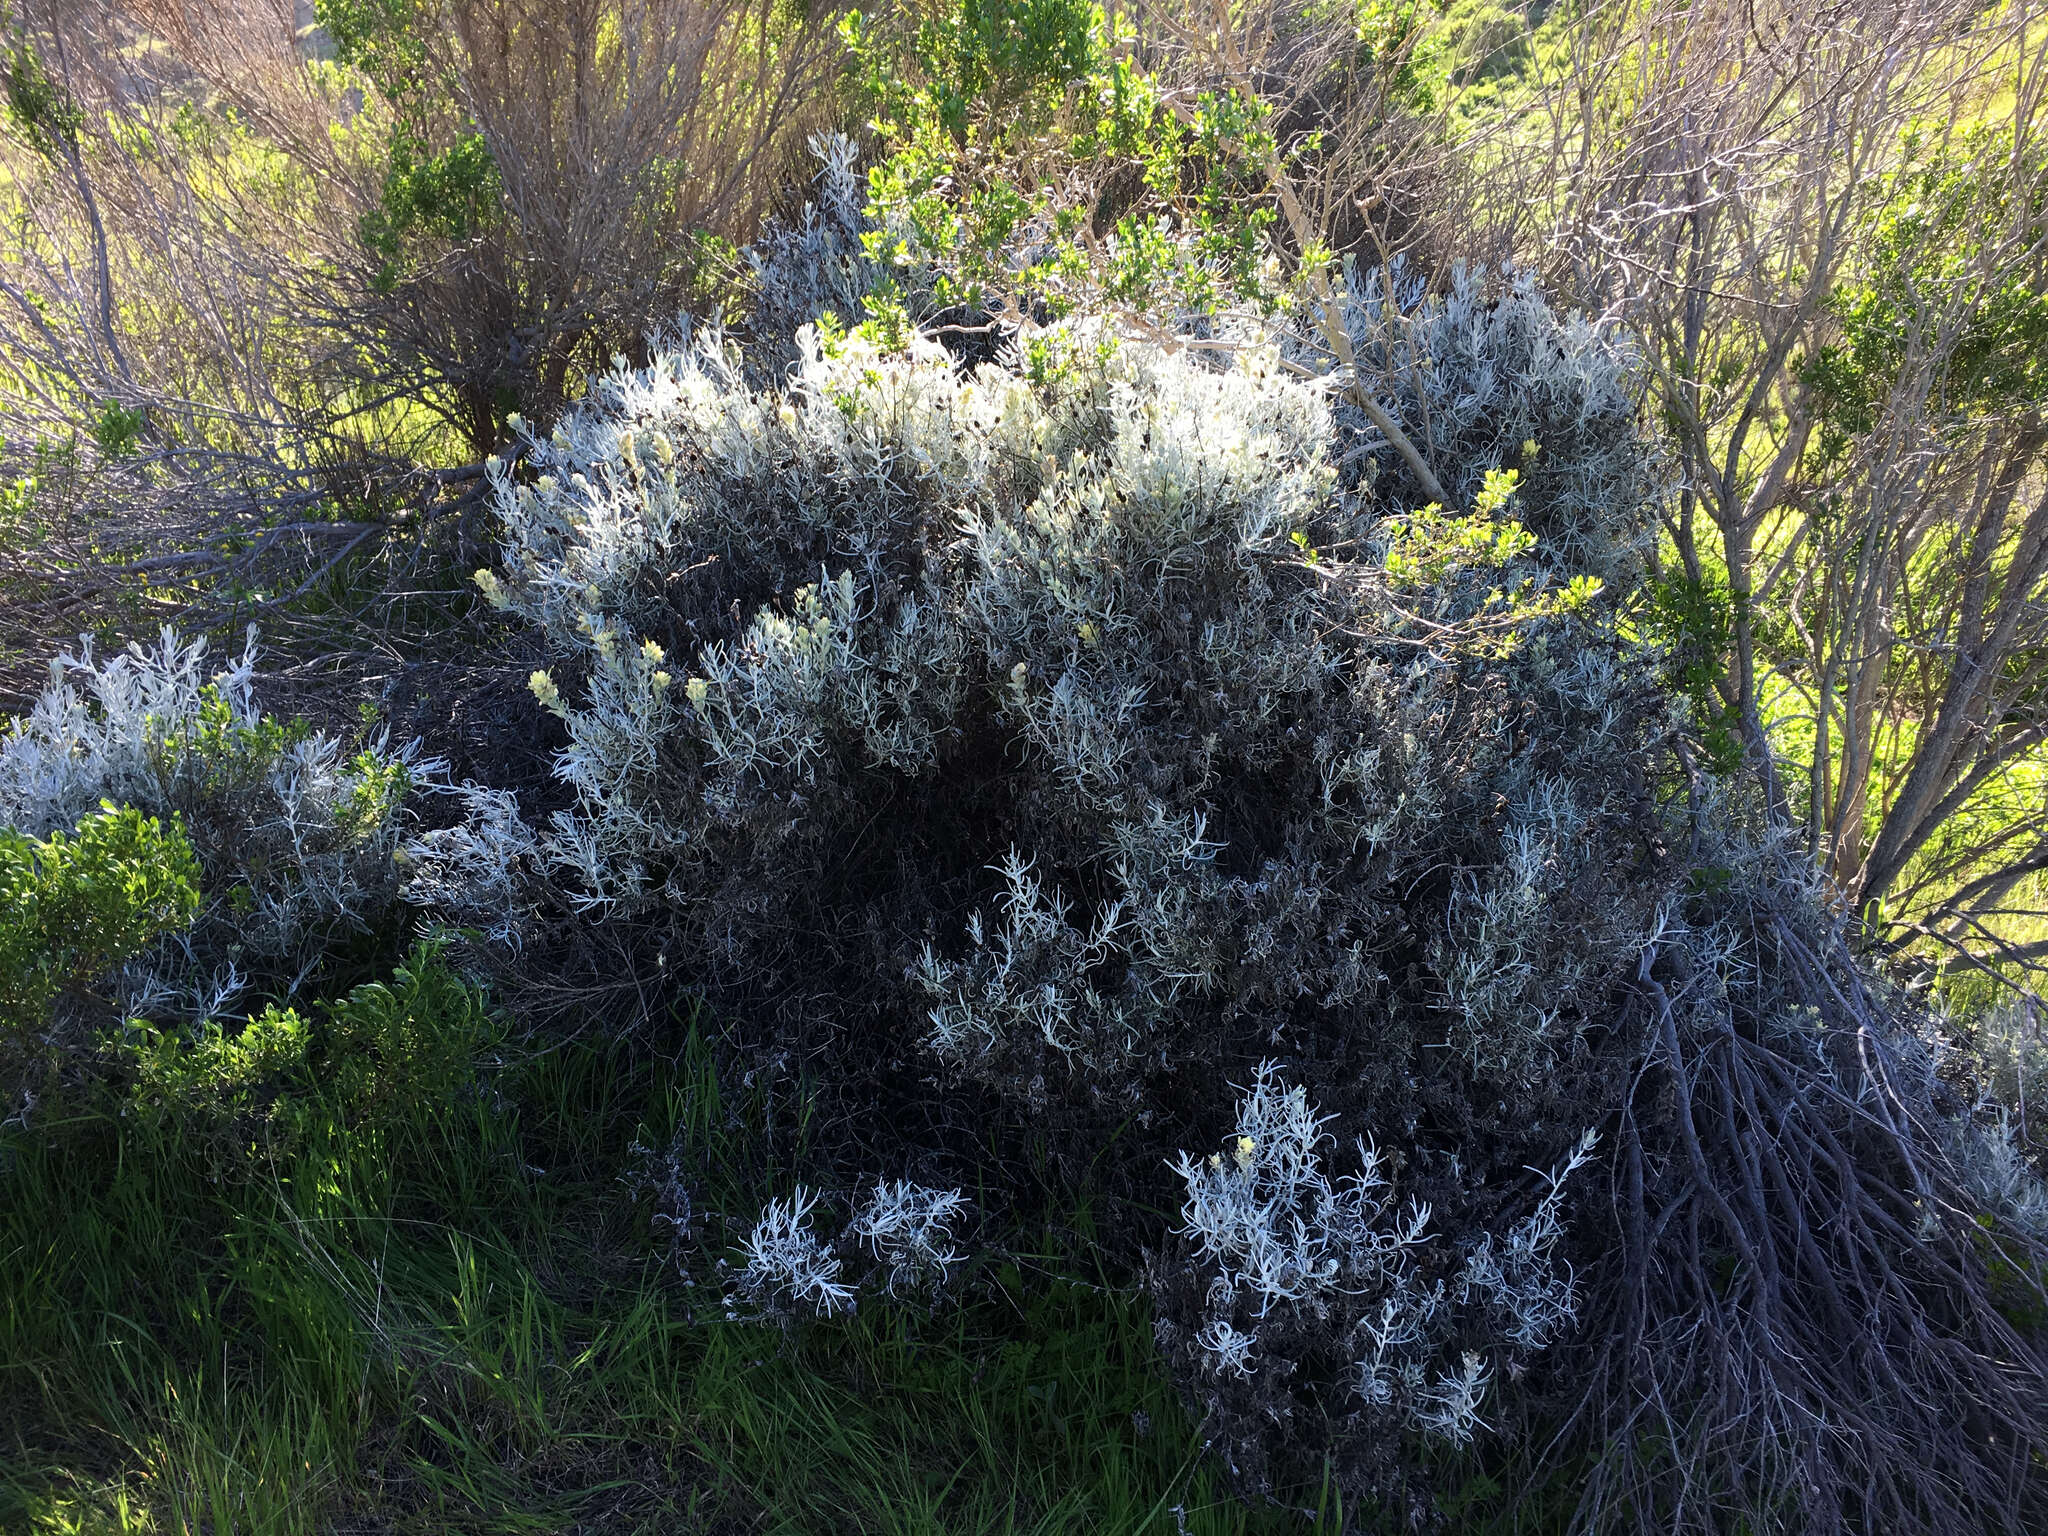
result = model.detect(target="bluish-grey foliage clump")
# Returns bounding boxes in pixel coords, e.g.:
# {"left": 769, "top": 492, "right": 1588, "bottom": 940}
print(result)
{"left": 0, "top": 629, "right": 428, "bottom": 1031}
{"left": 742, "top": 133, "right": 876, "bottom": 375}
{"left": 435, "top": 255, "right": 2048, "bottom": 1528}
{"left": 1315, "top": 260, "right": 1661, "bottom": 591}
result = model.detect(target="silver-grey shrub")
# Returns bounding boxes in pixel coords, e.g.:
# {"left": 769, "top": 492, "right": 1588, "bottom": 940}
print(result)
{"left": 0, "top": 628, "right": 428, "bottom": 1023}
{"left": 458, "top": 291, "right": 1667, "bottom": 1491}
{"left": 476, "top": 312, "right": 1656, "bottom": 1088}
{"left": 1162, "top": 1065, "right": 1593, "bottom": 1449}
{"left": 1315, "top": 260, "right": 1661, "bottom": 590}
{"left": 460, "top": 278, "right": 2048, "bottom": 1527}
{"left": 721, "top": 1179, "right": 970, "bottom": 1319}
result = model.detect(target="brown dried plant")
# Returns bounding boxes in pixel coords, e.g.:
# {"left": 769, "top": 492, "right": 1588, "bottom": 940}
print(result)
{"left": 0, "top": 0, "right": 839, "bottom": 692}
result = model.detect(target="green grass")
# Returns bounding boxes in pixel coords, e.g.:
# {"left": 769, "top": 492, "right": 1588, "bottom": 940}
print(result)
{"left": 0, "top": 955, "right": 1340, "bottom": 1536}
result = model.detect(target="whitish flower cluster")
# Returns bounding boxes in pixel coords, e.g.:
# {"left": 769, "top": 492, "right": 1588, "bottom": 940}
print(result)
{"left": 1169, "top": 1067, "right": 1593, "bottom": 1448}
{"left": 0, "top": 628, "right": 429, "bottom": 1012}
{"left": 729, "top": 1179, "right": 970, "bottom": 1318}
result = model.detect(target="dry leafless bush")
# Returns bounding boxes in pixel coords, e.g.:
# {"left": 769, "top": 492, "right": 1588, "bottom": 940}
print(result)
{"left": 0, "top": 0, "right": 841, "bottom": 696}
{"left": 124, "top": 0, "right": 843, "bottom": 444}
{"left": 1444, "top": 0, "right": 2048, "bottom": 985}
{"left": 1549, "top": 800, "right": 2048, "bottom": 1534}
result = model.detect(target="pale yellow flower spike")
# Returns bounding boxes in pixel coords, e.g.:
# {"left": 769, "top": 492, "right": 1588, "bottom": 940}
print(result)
{"left": 528, "top": 670, "right": 565, "bottom": 717}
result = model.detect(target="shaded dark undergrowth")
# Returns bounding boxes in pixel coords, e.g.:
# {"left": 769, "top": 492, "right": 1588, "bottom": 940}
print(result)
{"left": 0, "top": 953, "right": 1392, "bottom": 1535}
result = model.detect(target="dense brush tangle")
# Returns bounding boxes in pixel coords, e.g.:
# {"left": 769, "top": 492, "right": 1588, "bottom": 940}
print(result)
{"left": 11, "top": 262, "right": 2041, "bottom": 1528}
{"left": 442, "top": 283, "right": 2048, "bottom": 1528}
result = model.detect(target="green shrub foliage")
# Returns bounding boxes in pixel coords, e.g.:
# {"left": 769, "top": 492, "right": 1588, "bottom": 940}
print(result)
{"left": 0, "top": 941, "right": 514, "bottom": 1523}
{"left": 0, "top": 803, "right": 201, "bottom": 1095}
{"left": 119, "top": 941, "right": 502, "bottom": 1169}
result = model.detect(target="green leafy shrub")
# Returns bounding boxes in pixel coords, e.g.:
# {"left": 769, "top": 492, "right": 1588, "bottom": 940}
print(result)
{"left": 1637, "top": 568, "right": 1745, "bottom": 773}
{"left": 0, "top": 15, "right": 81, "bottom": 160}
{"left": 318, "top": 0, "right": 501, "bottom": 283}
{"left": 1801, "top": 122, "right": 2048, "bottom": 467}
{"left": 0, "top": 804, "right": 200, "bottom": 1099}
{"left": 120, "top": 942, "right": 501, "bottom": 1168}
{"left": 840, "top": 0, "right": 1300, "bottom": 326}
